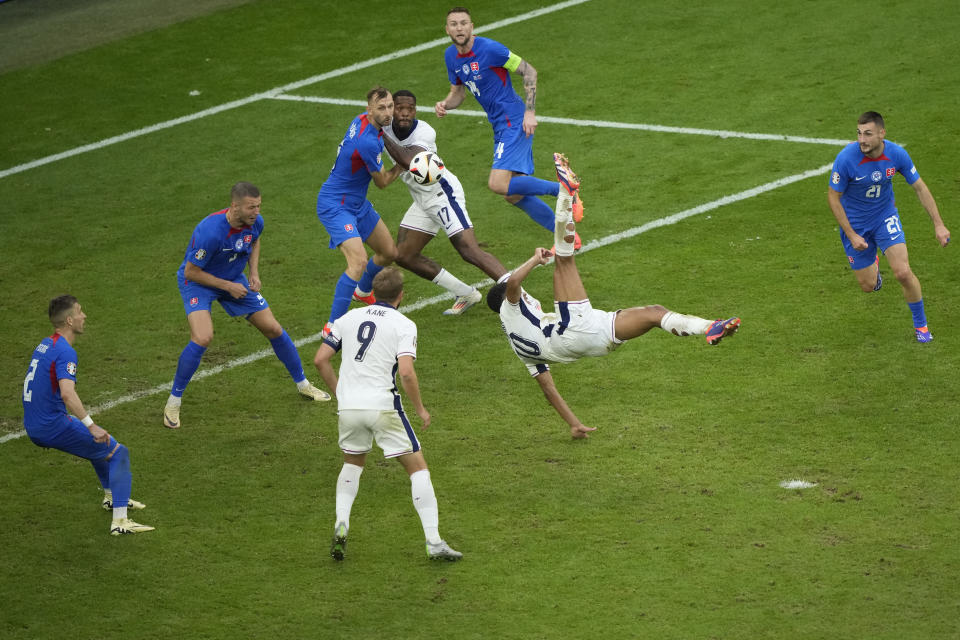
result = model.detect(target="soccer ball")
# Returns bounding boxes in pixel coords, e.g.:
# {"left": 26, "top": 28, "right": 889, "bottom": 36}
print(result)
{"left": 409, "top": 151, "right": 445, "bottom": 185}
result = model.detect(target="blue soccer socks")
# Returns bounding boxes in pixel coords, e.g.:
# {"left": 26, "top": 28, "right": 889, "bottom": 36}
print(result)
{"left": 172, "top": 341, "right": 207, "bottom": 397}
{"left": 270, "top": 330, "right": 306, "bottom": 383}
{"left": 512, "top": 196, "right": 555, "bottom": 231}
{"left": 356, "top": 257, "right": 384, "bottom": 296}
{"left": 507, "top": 175, "right": 560, "bottom": 198}
{"left": 907, "top": 299, "right": 927, "bottom": 329}
{"left": 329, "top": 273, "right": 359, "bottom": 324}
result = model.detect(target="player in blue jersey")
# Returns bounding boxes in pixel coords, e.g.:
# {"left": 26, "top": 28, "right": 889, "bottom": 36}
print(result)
{"left": 22, "top": 295, "right": 153, "bottom": 535}
{"left": 486, "top": 186, "right": 740, "bottom": 439}
{"left": 163, "top": 181, "right": 329, "bottom": 429}
{"left": 317, "top": 86, "right": 404, "bottom": 335}
{"left": 828, "top": 111, "right": 950, "bottom": 343}
{"left": 435, "top": 7, "right": 584, "bottom": 248}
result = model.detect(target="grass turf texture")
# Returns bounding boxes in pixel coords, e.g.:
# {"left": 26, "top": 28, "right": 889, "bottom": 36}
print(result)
{"left": 2, "top": 0, "right": 959, "bottom": 638}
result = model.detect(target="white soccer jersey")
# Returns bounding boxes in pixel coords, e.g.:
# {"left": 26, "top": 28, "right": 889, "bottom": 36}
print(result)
{"left": 384, "top": 120, "right": 461, "bottom": 211}
{"left": 499, "top": 291, "right": 619, "bottom": 376}
{"left": 326, "top": 302, "right": 418, "bottom": 410}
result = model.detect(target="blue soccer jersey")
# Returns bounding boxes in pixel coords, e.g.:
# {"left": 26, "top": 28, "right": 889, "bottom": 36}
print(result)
{"left": 445, "top": 36, "right": 525, "bottom": 133}
{"left": 22, "top": 333, "right": 77, "bottom": 430}
{"left": 829, "top": 140, "right": 920, "bottom": 227}
{"left": 177, "top": 209, "right": 264, "bottom": 285}
{"left": 317, "top": 113, "right": 385, "bottom": 209}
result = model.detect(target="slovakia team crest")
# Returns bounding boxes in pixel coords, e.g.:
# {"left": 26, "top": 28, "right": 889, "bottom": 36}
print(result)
{"left": 344, "top": 223, "right": 354, "bottom": 232}
{"left": 886, "top": 167, "right": 896, "bottom": 177}
{"left": 871, "top": 170, "right": 883, "bottom": 182}
{"left": 190, "top": 297, "right": 199, "bottom": 307}
{"left": 244, "top": 234, "right": 253, "bottom": 244}
{"left": 470, "top": 61, "right": 479, "bottom": 73}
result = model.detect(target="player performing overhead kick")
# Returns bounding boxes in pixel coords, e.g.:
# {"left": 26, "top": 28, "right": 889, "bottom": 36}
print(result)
{"left": 486, "top": 157, "right": 740, "bottom": 438}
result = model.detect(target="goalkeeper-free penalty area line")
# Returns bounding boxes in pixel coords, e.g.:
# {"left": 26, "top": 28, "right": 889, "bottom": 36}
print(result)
{"left": 0, "top": 161, "right": 833, "bottom": 445}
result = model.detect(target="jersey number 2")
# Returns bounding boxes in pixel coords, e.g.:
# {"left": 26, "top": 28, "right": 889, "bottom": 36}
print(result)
{"left": 23, "top": 358, "right": 39, "bottom": 402}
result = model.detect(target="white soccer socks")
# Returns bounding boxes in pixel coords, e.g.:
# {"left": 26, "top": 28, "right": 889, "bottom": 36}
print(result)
{"left": 554, "top": 193, "right": 577, "bottom": 257}
{"left": 660, "top": 311, "right": 712, "bottom": 337}
{"left": 410, "top": 469, "right": 441, "bottom": 545}
{"left": 335, "top": 463, "right": 364, "bottom": 531}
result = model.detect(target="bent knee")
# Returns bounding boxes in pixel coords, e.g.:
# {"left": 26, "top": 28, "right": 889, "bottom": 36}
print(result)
{"left": 191, "top": 332, "right": 213, "bottom": 347}
{"left": 892, "top": 266, "right": 915, "bottom": 283}
{"left": 377, "top": 246, "right": 399, "bottom": 264}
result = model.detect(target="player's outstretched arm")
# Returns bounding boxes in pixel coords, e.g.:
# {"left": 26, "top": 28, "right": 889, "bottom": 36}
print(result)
{"left": 313, "top": 343, "right": 339, "bottom": 396}
{"left": 505, "top": 248, "right": 553, "bottom": 303}
{"left": 827, "top": 189, "right": 867, "bottom": 251}
{"left": 533, "top": 371, "right": 596, "bottom": 439}
{"left": 435, "top": 84, "right": 465, "bottom": 117}
{"left": 398, "top": 355, "right": 431, "bottom": 428}
{"left": 910, "top": 178, "right": 951, "bottom": 246}
{"left": 59, "top": 379, "right": 110, "bottom": 443}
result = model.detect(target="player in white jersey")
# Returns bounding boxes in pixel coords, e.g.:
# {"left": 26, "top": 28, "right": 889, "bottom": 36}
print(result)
{"left": 379, "top": 89, "right": 508, "bottom": 315}
{"left": 313, "top": 267, "right": 462, "bottom": 561}
{"left": 486, "top": 158, "right": 741, "bottom": 439}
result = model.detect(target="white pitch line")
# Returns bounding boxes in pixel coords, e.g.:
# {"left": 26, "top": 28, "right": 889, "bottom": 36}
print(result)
{"left": 0, "top": 0, "right": 593, "bottom": 181}
{"left": 1, "top": 160, "right": 833, "bottom": 445}
{"left": 271, "top": 94, "right": 851, "bottom": 146}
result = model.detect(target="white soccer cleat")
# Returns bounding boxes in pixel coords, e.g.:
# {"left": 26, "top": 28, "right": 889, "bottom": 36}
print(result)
{"left": 110, "top": 518, "right": 155, "bottom": 535}
{"left": 162, "top": 404, "right": 180, "bottom": 429}
{"left": 299, "top": 382, "right": 331, "bottom": 402}
{"left": 426, "top": 539, "right": 463, "bottom": 561}
{"left": 442, "top": 289, "right": 483, "bottom": 316}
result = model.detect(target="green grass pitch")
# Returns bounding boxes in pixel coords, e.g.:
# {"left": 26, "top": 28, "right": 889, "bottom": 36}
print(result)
{"left": 2, "top": 1, "right": 959, "bottom": 638}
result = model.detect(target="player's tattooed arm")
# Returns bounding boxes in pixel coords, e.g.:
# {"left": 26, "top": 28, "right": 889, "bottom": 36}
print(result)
{"left": 516, "top": 60, "right": 537, "bottom": 111}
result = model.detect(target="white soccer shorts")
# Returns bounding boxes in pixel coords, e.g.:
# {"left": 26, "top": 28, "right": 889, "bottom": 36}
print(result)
{"left": 337, "top": 409, "right": 419, "bottom": 458}
{"left": 399, "top": 178, "right": 473, "bottom": 238}
{"left": 545, "top": 299, "right": 622, "bottom": 361}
